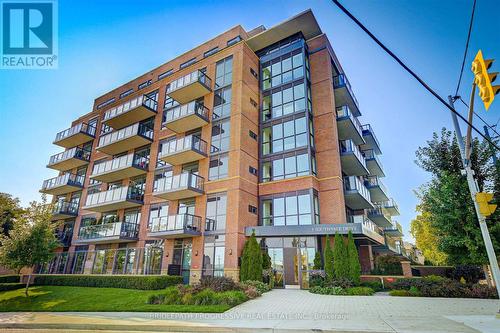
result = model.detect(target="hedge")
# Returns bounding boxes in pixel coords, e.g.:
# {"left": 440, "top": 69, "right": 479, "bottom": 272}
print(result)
{"left": 0, "top": 275, "right": 20, "bottom": 283}
{"left": 0, "top": 283, "right": 24, "bottom": 292}
{"left": 33, "top": 275, "right": 183, "bottom": 290}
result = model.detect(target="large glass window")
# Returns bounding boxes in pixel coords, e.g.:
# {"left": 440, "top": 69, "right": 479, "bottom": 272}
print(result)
{"left": 206, "top": 192, "right": 227, "bottom": 231}
{"left": 262, "top": 50, "right": 303, "bottom": 90}
{"left": 202, "top": 235, "right": 225, "bottom": 277}
{"left": 209, "top": 153, "right": 229, "bottom": 180}
{"left": 260, "top": 192, "right": 319, "bottom": 226}
{"left": 261, "top": 152, "right": 315, "bottom": 182}
{"left": 211, "top": 119, "right": 230, "bottom": 153}
{"left": 213, "top": 87, "right": 232, "bottom": 119}
{"left": 149, "top": 203, "right": 168, "bottom": 227}
{"left": 215, "top": 56, "right": 233, "bottom": 88}
{"left": 262, "top": 82, "right": 306, "bottom": 121}
{"left": 262, "top": 117, "right": 307, "bottom": 155}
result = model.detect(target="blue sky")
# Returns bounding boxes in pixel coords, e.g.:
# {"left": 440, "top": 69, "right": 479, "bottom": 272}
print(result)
{"left": 0, "top": 0, "right": 499, "bottom": 241}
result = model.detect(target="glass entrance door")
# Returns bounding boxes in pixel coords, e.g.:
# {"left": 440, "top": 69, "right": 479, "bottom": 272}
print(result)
{"left": 173, "top": 239, "right": 192, "bottom": 284}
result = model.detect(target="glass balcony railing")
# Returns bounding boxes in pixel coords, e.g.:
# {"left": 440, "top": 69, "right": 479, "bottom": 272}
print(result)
{"left": 52, "top": 200, "right": 79, "bottom": 216}
{"left": 361, "top": 124, "right": 381, "bottom": 152}
{"left": 103, "top": 94, "right": 158, "bottom": 123}
{"left": 364, "top": 176, "right": 388, "bottom": 195}
{"left": 153, "top": 172, "right": 204, "bottom": 194}
{"left": 333, "top": 74, "right": 359, "bottom": 109}
{"left": 364, "top": 148, "right": 383, "bottom": 167}
{"left": 164, "top": 100, "right": 209, "bottom": 120}
{"left": 348, "top": 214, "right": 382, "bottom": 236}
{"left": 78, "top": 222, "right": 139, "bottom": 241}
{"left": 98, "top": 122, "right": 153, "bottom": 148}
{"left": 149, "top": 214, "right": 201, "bottom": 233}
{"left": 340, "top": 140, "right": 367, "bottom": 167}
{"left": 56, "top": 229, "right": 73, "bottom": 247}
{"left": 336, "top": 106, "right": 363, "bottom": 137}
{"left": 54, "top": 122, "right": 96, "bottom": 143}
{"left": 159, "top": 135, "right": 208, "bottom": 157}
{"left": 91, "top": 153, "right": 149, "bottom": 177}
{"left": 368, "top": 206, "right": 391, "bottom": 220}
{"left": 343, "top": 176, "right": 371, "bottom": 202}
{"left": 166, "top": 70, "right": 212, "bottom": 95}
{"left": 42, "top": 173, "right": 85, "bottom": 191}
{"left": 48, "top": 147, "right": 91, "bottom": 166}
{"left": 84, "top": 186, "right": 144, "bottom": 207}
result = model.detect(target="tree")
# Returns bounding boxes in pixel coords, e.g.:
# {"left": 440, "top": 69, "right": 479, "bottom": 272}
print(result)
{"left": 413, "top": 128, "right": 500, "bottom": 265}
{"left": 0, "top": 197, "right": 60, "bottom": 296}
{"left": 313, "top": 251, "right": 322, "bottom": 270}
{"left": 0, "top": 193, "right": 24, "bottom": 237}
{"left": 323, "top": 235, "right": 334, "bottom": 281}
{"left": 410, "top": 207, "right": 448, "bottom": 265}
{"left": 240, "top": 231, "right": 262, "bottom": 281}
{"left": 333, "top": 233, "right": 348, "bottom": 279}
{"left": 262, "top": 250, "right": 271, "bottom": 270}
{"left": 346, "top": 231, "right": 361, "bottom": 284}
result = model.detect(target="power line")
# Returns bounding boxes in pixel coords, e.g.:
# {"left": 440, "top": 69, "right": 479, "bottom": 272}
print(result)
{"left": 458, "top": 96, "right": 500, "bottom": 138}
{"left": 455, "top": 0, "right": 477, "bottom": 97}
{"left": 330, "top": 0, "right": 500, "bottom": 152}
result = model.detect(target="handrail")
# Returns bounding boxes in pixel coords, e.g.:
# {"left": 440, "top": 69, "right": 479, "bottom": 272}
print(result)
{"left": 92, "top": 153, "right": 149, "bottom": 176}
{"left": 361, "top": 124, "right": 381, "bottom": 150}
{"left": 336, "top": 105, "right": 363, "bottom": 136}
{"left": 149, "top": 214, "right": 201, "bottom": 233}
{"left": 43, "top": 173, "right": 84, "bottom": 190}
{"left": 53, "top": 200, "right": 78, "bottom": 214}
{"left": 164, "top": 101, "right": 209, "bottom": 121}
{"left": 49, "top": 147, "right": 91, "bottom": 165}
{"left": 333, "top": 74, "right": 359, "bottom": 108}
{"left": 343, "top": 176, "right": 371, "bottom": 202}
{"left": 103, "top": 94, "right": 158, "bottom": 121}
{"left": 54, "top": 122, "right": 96, "bottom": 142}
{"left": 166, "top": 69, "right": 212, "bottom": 94}
{"left": 78, "top": 221, "right": 139, "bottom": 240}
{"left": 340, "top": 140, "right": 366, "bottom": 168}
{"left": 158, "top": 135, "right": 207, "bottom": 157}
{"left": 98, "top": 123, "right": 153, "bottom": 147}
{"left": 153, "top": 172, "right": 204, "bottom": 193}
{"left": 364, "top": 176, "right": 388, "bottom": 195}
{"left": 84, "top": 186, "right": 144, "bottom": 207}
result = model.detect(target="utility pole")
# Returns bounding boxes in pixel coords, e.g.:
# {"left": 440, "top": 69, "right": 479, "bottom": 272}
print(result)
{"left": 448, "top": 94, "right": 500, "bottom": 297}
{"left": 483, "top": 125, "right": 498, "bottom": 164}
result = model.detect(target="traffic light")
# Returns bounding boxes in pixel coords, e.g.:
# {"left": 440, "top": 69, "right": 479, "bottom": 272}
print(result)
{"left": 471, "top": 50, "right": 500, "bottom": 110}
{"left": 476, "top": 192, "right": 497, "bottom": 217}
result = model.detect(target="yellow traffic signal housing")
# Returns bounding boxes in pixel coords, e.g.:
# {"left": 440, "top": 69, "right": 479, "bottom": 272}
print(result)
{"left": 471, "top": 50, "right": 500, "bottom": 110}
{"left": 476, "top": 192, "right": 497, "bottom": 217}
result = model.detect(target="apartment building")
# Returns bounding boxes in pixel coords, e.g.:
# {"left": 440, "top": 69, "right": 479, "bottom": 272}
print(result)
{"left": 39, "top": 10, "right": 405, "bottom": 288}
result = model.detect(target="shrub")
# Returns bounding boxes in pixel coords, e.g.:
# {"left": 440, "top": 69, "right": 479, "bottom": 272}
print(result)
{"left": 147, "top": 294, "right": 165, "bottom": 304}
{"left": 373, "top": 255, "right": 403, "bottom": 275}
{"left": 346, "top": 287, "right": 375, "bottom": 296}
{"left": 346, "top": 231, "right": 361, "bottom": 285}
{"left": 199, "top": 276, "right": 239, "bottom": 292}
{"left": 0, "top": 275, "right": 19, "bottom": 283}
{"left": 241, "top": 280, "right": 270, "bottom": 294}
{"left": 313, "top": 251, "right": 322, "bottom": 270}
{"left": 333, "top": 233, "right": 348, "bottom": 279}
{"left": 360, "top": 280, "right": 384, "bottom": 292}
{"left": 33, "top": 274, "right": 182, "bottom": 290}
{"left": 451, "top": 265, "right": 484, "bottom": 284}
{"left": 388, "top": 278, "right": 422, "bottom": 290}
{"left": 243, "top": 286, "right": 261, "bottom": 299}
{"left": 389, "top": 288, "right": 421, "bottom": 297}
{"left": 216, "top": 290, "right": 248, "bottom": 306}
{"left": 262, "top": 251, "right": 271, "bottom": 270}
{"left": 324, "top": 235, "right": 334, "bottom": 282}
{"left": 327, "top": 277, "right": 354, "bottom": 289}
{"left": 419, "top": 280, "right": 469, "bottom": 298}
{"left": 466, "top": 284, "right": 498, "bottom": 299}
{"left": 240, "top": 231, "right": 262, "bottom": 282}
{"left": 191, "top": 288, "right": 218, "bottom": 305}
{"left": 0, "top": 282, "right": 24, "bottom": 292}
{"left": 309, "top": 271, "right": 325, "bottom": 288}
{"left": 309, "top": 286, "right": 345, "bottom": 295}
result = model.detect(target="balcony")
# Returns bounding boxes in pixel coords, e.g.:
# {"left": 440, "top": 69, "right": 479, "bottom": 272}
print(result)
{"left": 153, "top": 172, "right": 204, "bottom": 200}
{"left": 385, "top": 221, "right": 403, "bottom": 237}
{"left": 56, "top": 228, "right": 73, "bottom": 247}
{"left": 348, "top": 214, "right": 385, "bottom": 245}
{"left": 364, "top": 176, "right": 389, "bottom": 202}
{"left": 102, "top": 94, "right": 158, "bottom": 130}
{"left": 382, "top": 198, "right": 400, "bottom": 216}
{"left": 336, "top": 106, "right": 365, "bottom": 145}
{"left": 367, "top": 206, "right": 393, "bottom": 228}
{"left": 333, "top": 74, "right": 360, "bottom": 116}
{"left": 41, "top": 173, "right": 84, "bottom": 196}
{"left": 147, "top": 214, "right": 202, "bottom": 238}
{"left": 47, "top": 147, "right": 91, "bottom": 171}
{"left": 164, "top": 101, "right": 210, "bottom": 133}
{"left": 158, "top": 135, "right": 208, "bottom": 166}
{"left": 96, "top": 122, "right": 153, "bottom": 155}
{"left": 52, "top": 200, "right": 78, "bottom": 220}
{"left": 76, "top": 222, "right": 139, "bottom": 244}
{"left": 364, "top": 149, "right": 385, "bottom": 177}
{"left": 343, "top": 176, "right": 373, "bottom": 210}
{"left": 90, "top": 153, "right": 148, "bottom": 183}
{"left": 340, "top": 140, "right": 369, "bottom": 176}
{"left": 166, "top": 70, "right": 212, "bottom": 104}
{"left": 83, "top": 186, "right": 144, "bottom": 213}
{"left": 360, "top": 124, "right": 382, "bottom": 155}
{"left": 53, "top": 122, "right": 96, "bottom": 148}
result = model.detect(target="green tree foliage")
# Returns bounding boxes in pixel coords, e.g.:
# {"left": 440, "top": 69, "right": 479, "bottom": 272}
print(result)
{"left": 333, "top": 233, "right": 348, "bottom": 279}
{"left": 313, "top": 251, "right": 322, "bottom": 270}
{"left": 410, "top": 208, "right": 448, "bottom": 265}
{"left": 0, "top": 197, "right": 60, "bottom": 296}
{"left": 262, "top": 250, "right": 271, "bottom": 270}
{"left": 323, "top": 235, "right": 334, "bottom": 281}
{"left": 0, "top": 193, "right": 24, "bottom": 237}
{"left": 240, "top": 231, "right": 262, "bottom": 282}
{"left": 414, "top": 128, "right": 500, "bottom": 265}
{"left": 346, "top": 231, "right": 361, "bottom": 284}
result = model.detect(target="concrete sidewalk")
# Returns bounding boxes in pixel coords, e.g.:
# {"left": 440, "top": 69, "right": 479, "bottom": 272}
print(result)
{"left": 0, "top": 290, "right": 498, "bottom": 332}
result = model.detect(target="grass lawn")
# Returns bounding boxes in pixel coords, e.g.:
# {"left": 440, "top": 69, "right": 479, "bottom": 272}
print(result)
{"left": 0, "top": 286, "right": 231, "bottom": 312}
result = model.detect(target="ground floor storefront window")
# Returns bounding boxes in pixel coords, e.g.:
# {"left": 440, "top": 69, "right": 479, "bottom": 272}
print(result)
{"left": 202, "top": 234, "right": 225, "bottom": 277}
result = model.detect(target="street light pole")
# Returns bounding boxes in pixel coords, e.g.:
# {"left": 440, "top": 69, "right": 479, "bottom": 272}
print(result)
{"left": 448, "top": 93, "right": 500, "bottom": 298}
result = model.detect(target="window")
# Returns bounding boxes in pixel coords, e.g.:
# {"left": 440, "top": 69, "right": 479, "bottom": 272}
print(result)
{"left": 157, "top": 137, "right": 175, "bottom": 168}
{"left": 96, "top": 97, "right": 115, "bottom": 110}
{"left": 215, "top": 56, "right": 232, "bottom": 88}
{"left": 248, "top": 205, "right": 257, "bottom": 214}
{"left": 203, "top": 235, "right": 225, "bottom": 277}
{"left": 250, "top": 68, "right": 258, "bottom": 79}
{"left": 158, "top": 69, "right": 173, "bottom": 80}
{"left": 119, "top": 89, "right": 134, "bottom": 99}
{"left": 227, "top": 35, "right": 242, "bottom": 46}
{"left": 209, "top": 153, "right": 229, "bottom": 180}
{"left": 262, "top": 82, "right": 306, "bottom": 121}
{"left": 148, "top": 203, "right": 168, "bottom": 228}
{"left": 262, "top": 116, "right": 307, "bottom": 155}
{"left": 204, "top": 47, "right": 219, "bottom": 58}
{"left": 138, "top": 80, "right": 152, "bottom": 90}
{"left": 163, "top": 95, "right": 179, "bottom": 110}
{"left": 206, "top": 193, "right": 227, "bottom": 231}
{"left": 261, "top": 50, "right": 304, "bottom": 90}
{"left": 261, "top": 152, "right": 315, "bottom": 182}
{"left": 249, "top": 130, "right": 257, "bottom": 140}
{"left": 211, "top": 119, "right": 230, "bottom": 153}
{"left": 250, "top": 98, "right": 258, "bottom": 108}
{"left": 213, "top": 87, "right": 231, "bottom": 119}
{"left": 249, "top": 166, "right": 258, "bottom": 176}
{"left": 260, "top": 192, "right": 319, "bottom": 226}
{"left": 180, "top": 57, "right": 196, "bottom": 69}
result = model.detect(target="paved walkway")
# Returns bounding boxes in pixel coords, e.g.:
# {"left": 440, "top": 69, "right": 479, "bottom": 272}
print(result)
{"left": 0, "top": 290, "right": 498, "bottom": 332}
